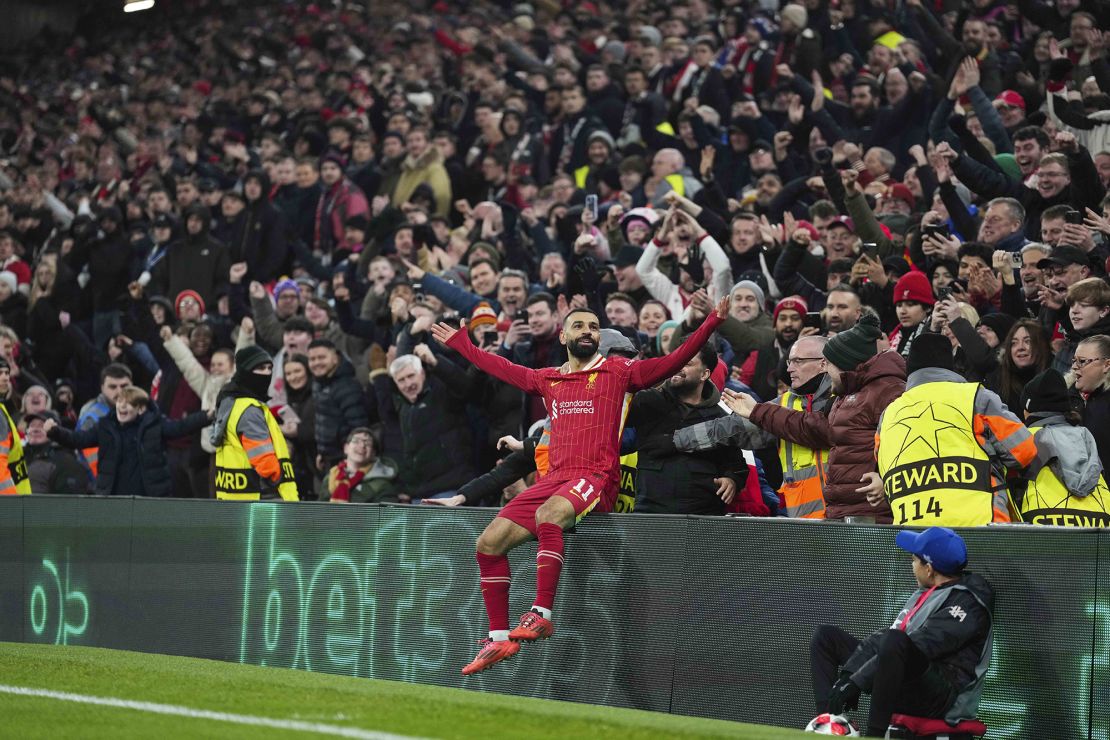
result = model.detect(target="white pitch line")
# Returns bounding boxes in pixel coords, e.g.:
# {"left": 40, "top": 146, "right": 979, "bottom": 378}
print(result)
{"left": 0, "top": 684, "right": 430, "bottom": 740}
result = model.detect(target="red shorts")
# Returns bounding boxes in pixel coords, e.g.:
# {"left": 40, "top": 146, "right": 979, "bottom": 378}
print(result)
{"left": 498, "top": 471, "right": 613, "bottom": 536}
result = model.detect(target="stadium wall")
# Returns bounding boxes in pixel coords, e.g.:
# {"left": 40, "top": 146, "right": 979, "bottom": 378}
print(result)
{"left": 0, "top": 497, "right": 1104, "bottom": 737}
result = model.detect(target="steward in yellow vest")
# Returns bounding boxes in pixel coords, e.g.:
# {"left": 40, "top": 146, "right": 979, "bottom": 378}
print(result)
{"left": 1017, "top": 368, "right": 1110, "bottom": 527}
{"left": 211, "top": 346, "right": 299, "bottom": 501}
{"left": 876, "top": 335, "right": 1036, "bottom": 527}
{"left": 0, "top": 360, "right": 29, "bottom": 495}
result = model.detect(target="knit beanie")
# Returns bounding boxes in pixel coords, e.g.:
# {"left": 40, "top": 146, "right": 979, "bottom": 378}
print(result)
{"left": 823, "top": 312, "right": 882, "bottom": 370}
{"left": 174, "top": 289, "right": 206, "bottom": 317}
{"left": 906, "top": 333, "right": 954, "bottom": 375}
{"left": 469, "top": 302, "right": 498, "bottom": 336}
{"left": 773, "top": 295, "right": 808, "bottom": 322}
{"left": 234, "top": 345, "right": 273, "bottom": 374}
{"left": 0, "top": 271, "right": 17, "bottom": 295}
{"left": 657, "top": 319, "right": 681, "bottom": 354}
{"left": 892, "top": 271, "right": 936, "bottom": 307}
{"left": 781, "top": 3, "right": 808, "bottom": 29}
{"left": 1020, "top": 368, "right": 1071, "bottom": 415}
{"left": 272, "top": 278, "right": 299, "bottom": 300}
{"left": 731, "top": 280, "right": 766, "bottom": 313}
{"left": 978, "top": 312, "right": 1016, "bottom": 343}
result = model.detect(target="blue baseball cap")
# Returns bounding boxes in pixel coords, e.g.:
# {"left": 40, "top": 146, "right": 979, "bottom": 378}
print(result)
{"left": 896, "top": 527, "right": 967, "bottom": 575}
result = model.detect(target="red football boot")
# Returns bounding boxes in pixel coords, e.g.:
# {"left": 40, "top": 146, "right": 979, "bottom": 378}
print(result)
{"left": 508, "top": 610, "right": 554, "bottom": 642}
{"left": 461, "top": 638, "right": 520, "bottom": 675}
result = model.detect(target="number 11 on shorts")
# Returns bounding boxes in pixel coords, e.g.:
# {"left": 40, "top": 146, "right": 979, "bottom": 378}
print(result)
{"left": 571, "top": 478, "right": 594, "bottom": 501}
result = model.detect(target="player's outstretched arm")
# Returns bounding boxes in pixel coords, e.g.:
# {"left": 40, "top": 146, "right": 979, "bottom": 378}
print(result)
{"left": 431, "top": 321, "right": 542, "bottom": 395}
{"left": 630, "top": 296, "right": 727, "bottom": 390}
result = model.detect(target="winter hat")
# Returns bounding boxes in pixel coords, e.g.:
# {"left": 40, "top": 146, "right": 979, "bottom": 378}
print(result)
{"left": 747, "top": 16, "right": 776, "bottom": 39}
{"left": 978, "top": 313, "right": 1016, "bottom": 343}
{"left": 993, "top": 153, "right": 1022, "bottom": 181}
{"left": 823, "top": 312, "right": 882, "bottom": 370}
{"left": 1020, "top": 368, "right": 1071, "bottom": 415}
{"left": 780, "top": 3, "right": 808, "bottom": 29}
{"left": 234, "top": 345, "right": 273, "bottom": 374}
{"left": 730, "top": 280, "right": 766, "bottom": 313}
{"left": 892, "top": 271, "right": 936, "bottom": 307}
{"left": 344, "top": 214, "right": 370, "bottom": 233}
{"left": 906, "top": 333, "right": 954, "bottom": 375}
{"left": 599, "top": 328, "right": 637, "bottom": 358}
{"left": 637, "top": 25, "right": 663, "bottom": 47}
{"left": 656, "top": 319, "right": 681, "bottom": 354}
{"left": 994, "top": 90, "right": 1026, "bottom": 111}
{"left": 174, "top": 289, "right": 206, "bottom": 317}
{"left": 272, "top": 279, "right": 299, "bottom": 300}
{"left": 587, "top": 129, "right": 616, "bottom": 151}
{"left": 773, "top": 295, "right": 808, "bottom": 322}
{"left": 887, "top": 183, "right": 915, "bottom": 208}
{"left": 0, "top": 271, "right": 17, "bottom": 295}
{"left": 469, "top": 302, "right": 498, "bottom": 335}
{"left": 320, "top": 150, "right": 347, "bottom": 168}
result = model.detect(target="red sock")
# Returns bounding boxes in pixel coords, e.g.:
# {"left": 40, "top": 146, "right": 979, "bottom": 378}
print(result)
{"left": 534, "top": 522, "right": 565, "bottom": 612}
{"left": 476, "top": 552, "right": 510, "bottom": 633}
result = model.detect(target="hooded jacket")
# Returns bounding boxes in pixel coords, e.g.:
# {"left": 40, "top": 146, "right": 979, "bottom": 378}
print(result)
{"left": 750, "top": 351, "right": 907, "bottom": 520}
{"left": 150, "top": 203, "right": 231, "bottom": 309}
{"left": 230, "top": 170, "right": 289, "bottom": 283}
{"left": 1024, "top": 413, "right": 1103, "bottom": 498}
{"left": 844, "top": 572, "right": 994, "bottom": 724}
{"left": 390, "top": 146, "right": 452, "bottom": 217}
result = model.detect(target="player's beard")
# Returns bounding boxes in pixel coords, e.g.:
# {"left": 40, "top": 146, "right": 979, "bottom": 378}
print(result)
{"left": 567, "top": 334, "right": 598, "bottom": 359}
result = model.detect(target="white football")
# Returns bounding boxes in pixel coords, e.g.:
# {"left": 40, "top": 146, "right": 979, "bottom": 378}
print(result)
{"left": 804, "top": 713, "right": 861, "bottom": 735}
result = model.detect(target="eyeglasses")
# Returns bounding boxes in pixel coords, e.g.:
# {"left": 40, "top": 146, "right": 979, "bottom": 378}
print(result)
{"left": 1072, "top": 357, "right": 1107, "bottom": 370}
{"left": 786, "top": 357, "right": 824, "bottom": 367}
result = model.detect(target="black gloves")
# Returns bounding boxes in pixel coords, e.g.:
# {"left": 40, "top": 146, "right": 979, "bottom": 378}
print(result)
{"left": 827, "top": 675, "right": 862, "bottom": 714}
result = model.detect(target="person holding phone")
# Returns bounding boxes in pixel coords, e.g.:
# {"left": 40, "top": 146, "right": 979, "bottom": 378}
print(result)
{"left": 888, "top": 271, "right": 936, "bottom": 362}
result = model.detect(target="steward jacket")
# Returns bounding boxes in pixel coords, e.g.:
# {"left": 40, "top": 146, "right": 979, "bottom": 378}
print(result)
{"left": 1021, "top": 412, "right": 1110, "bottom": 526}
{"left": 877, "top": 368, "right": 1036, "bottom": 526}
{"left": 844, "top": 573, "right": 994, "bottom": 724}
{"left": 750, "top": 351, "right": 907, "bottom": 520}
{"left": 627, "top": 380, "right": 744, "bottom": 515}
{"left": 49, "top": 408, "right": 208, "bottom": 497}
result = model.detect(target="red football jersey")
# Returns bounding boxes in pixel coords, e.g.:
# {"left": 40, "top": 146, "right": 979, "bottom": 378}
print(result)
{"left": 446, "top": 314, "right": 724, "bottom": 502}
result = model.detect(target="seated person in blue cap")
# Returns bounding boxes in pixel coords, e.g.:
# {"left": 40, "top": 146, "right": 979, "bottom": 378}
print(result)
{"left": 809, "top": 527, "right": 994, "bottom": 737}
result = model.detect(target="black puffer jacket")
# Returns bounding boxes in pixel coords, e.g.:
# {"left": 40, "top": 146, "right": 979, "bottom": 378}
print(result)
{"left": 628, "top": 380, "right": 743, "bottom": 515}
{"left": 47, "top": 407, "right": 209, "bottom": 497}
{"left": 312, "top": 357, "right": 369, "bottom": 462}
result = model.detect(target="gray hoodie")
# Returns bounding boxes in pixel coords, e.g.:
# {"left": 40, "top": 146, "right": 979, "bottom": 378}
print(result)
{"left": 1027, "top": 413, "right": 1104, "bottom": 497}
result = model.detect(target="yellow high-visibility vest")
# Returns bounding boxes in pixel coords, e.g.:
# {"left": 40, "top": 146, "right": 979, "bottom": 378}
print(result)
{"left": 0, "top": 404, "right": 29, "bottom": 495}
{"left": 777, "top": 392, "right": 827, "bottom": 518}
{"left": 215, "top": 397, "right": 298, "bottom": 501}
{"left": 877, "top": 381, "right": 1011, "bottom": 526}
{"left": 1021, "top": 426, "right": 1110, "bottom": 527}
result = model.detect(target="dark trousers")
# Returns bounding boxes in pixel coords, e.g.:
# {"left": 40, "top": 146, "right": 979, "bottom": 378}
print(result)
{"left": 811, "top": 625, "right": 955, "bottom": 737}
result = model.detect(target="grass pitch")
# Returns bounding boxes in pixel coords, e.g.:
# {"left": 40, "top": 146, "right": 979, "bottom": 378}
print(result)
{"left": 0, "top": 643, "right": 811, "bottom": 739}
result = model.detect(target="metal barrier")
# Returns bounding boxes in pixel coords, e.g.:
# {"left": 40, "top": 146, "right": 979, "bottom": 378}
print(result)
{"left": 0, "top": 497, "right": 1104, "bottom": 737}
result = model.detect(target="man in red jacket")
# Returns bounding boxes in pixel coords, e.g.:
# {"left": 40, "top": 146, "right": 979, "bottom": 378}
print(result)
{"left": 723, "top": 312, "right": 907, "bottom": 521}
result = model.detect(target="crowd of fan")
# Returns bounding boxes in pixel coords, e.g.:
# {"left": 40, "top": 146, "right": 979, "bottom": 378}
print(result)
{"left": 0, "top": 0, "right": 1107, "bottom": 511}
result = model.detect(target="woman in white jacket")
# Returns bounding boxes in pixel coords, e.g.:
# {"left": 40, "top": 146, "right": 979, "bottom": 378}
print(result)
{"left": 635, "top": 208, "right": 733, "bottom": 319}
{"left": 159, "top": 317, "right": 254, "bottom": 453}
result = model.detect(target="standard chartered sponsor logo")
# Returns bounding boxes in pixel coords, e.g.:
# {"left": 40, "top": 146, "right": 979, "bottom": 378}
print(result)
{"left": 551, "top": 399, "right": 594, "bottom": 416}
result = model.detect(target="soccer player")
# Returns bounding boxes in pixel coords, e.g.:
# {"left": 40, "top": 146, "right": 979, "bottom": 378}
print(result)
{"left": 430, "top": 297, "right": 728, "bottom": 675}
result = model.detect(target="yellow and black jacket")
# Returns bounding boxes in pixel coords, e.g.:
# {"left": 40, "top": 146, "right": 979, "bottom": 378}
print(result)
{"left": 877, "top": 367, "right": 1037, "bottom": 526}
{"left": 1020, "top": 414, "right": 1110, "bottom": 527}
